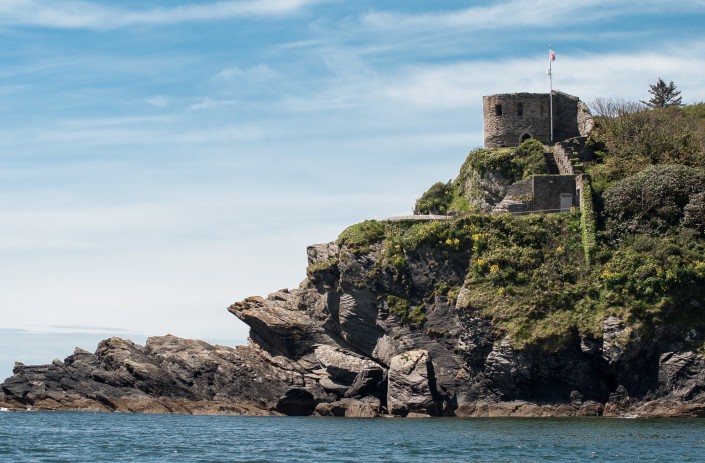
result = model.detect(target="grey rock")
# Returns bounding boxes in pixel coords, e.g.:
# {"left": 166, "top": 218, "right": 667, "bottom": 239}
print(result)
{"left": 658, "top": 351, "right": 705, "bottom": 401}
{"left": 387, "top": 349, "right": 437, "bottom": 416}
{"left": 314, "top": 345, "right": 379, "bottom": 384}
{"left": 344, "top": 365, "right": 386, "bottom": 399}
{"left": 602, "top": 316, "right": 626, "bottom": 364}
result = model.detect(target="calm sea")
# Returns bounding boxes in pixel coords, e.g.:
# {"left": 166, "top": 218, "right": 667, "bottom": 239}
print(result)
{"left": 1, "top": 412, "right": 704, "bottom": 462}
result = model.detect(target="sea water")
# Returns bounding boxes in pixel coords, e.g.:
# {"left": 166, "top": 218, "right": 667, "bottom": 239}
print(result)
{"left": 1, "top": 412, "right": 704, "bottom": 462}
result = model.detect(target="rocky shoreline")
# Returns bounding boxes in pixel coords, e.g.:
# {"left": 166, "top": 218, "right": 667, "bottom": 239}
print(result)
{"left": 2, "top": 233, "right": 704, "bottom": 418}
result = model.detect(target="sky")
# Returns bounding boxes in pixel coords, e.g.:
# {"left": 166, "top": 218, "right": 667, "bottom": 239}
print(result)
{"left": 1, "top": 0, "right": 705, "bottom": 378}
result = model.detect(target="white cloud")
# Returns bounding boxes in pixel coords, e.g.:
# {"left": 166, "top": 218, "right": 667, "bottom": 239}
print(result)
{"left": 0, "top": 0, "right": 334, "bottom": 29}
{"left": 146, "top": 95, "right": 170, "bottom": 108}
{"left": 211, "top": 64, "right": 279, "bottom": 81}
{"left": 362, "top": 0, "right": 705, "bottom": 32}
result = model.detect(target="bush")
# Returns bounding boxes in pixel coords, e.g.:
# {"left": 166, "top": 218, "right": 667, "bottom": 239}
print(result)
{"left": 683, "top": 192, "right": 705, "bottom": 234}
{"left": 603, "top": 164, "right": 705, "bottom": 240}
{"left": 588, "top": 105, "right": 705, "bottom": 181}
{"left": 514, "top": 138, "right": 549, "bottom": 178}
{"left": 414, "top": 181, "right": 455, "bottom": 215}
{"left": 386, "top": 295, "right": 426, "bottom": 328}
{"left": 580, "top": 175, "right": 597, "bottom": 263}
{"left": 339, "top": 220, "right": 386, "bottom": 252}
{"left": 682, "top": 102, "right": 705, "bottom": 121}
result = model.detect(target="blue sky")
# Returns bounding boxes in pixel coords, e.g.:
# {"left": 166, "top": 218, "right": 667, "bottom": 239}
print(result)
{"left": 1, "top": 0, "right": 705, "bottom": 378}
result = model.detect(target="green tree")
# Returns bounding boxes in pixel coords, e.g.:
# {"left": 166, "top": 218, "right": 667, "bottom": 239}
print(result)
{"left": 641, "top": 78, "right": 683, "bottom": 108}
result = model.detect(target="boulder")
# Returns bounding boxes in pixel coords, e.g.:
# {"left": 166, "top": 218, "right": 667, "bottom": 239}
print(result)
{"left": 387, "top": 349, "right": 437, "bottom": 416}
{"left": 314, "top": 345, "right": 379, "bottom": 384}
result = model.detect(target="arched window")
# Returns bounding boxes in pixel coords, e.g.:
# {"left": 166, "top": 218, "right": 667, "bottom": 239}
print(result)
{"left": 495, "top": 104, "right": 502, "bottom": 116}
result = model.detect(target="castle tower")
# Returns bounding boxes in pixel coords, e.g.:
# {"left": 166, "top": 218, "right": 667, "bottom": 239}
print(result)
{"left": 482, "top": 92, "right": 592, "bottom": 148}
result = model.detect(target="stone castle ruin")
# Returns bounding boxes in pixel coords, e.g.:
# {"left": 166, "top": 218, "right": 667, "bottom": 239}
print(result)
{"left": 482, "top": 91, "right": 595, "bottom": 215}
{"left": 483, "top": 91, "right": 593, "bottom": 148}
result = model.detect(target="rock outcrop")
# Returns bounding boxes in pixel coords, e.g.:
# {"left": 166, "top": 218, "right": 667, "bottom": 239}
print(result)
{"left": 3, "top": 226, "right": 704, "bottom": 418}
{"left": 0, "top": 335, "right": 301, "bottom": 414}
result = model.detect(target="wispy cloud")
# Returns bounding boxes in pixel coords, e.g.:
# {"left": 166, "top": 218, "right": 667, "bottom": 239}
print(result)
{"left": 0, "top": 0, "right": 333, "bottom": 30}
{"left": 362, "top": 0, "right": 705, "bottom": 31}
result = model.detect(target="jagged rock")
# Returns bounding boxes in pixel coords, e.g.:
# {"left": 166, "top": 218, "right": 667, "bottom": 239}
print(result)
{"left": 344, "top": 365, "right": 386, "bottom": 399}
{"left": 463, "top": 170, "right": 514, "bottom": 212}
{"left": 602, "top": 316, "right": 626, "bottom": 365}
{"left": 658, "top": 351, "right": 705, "bottom": 401}
{"left": 314, "top": 345, "right": 379, "bottom": 384}
{"left": 0, "top": 335, "right": 299, "bottom": 414}
{"left": 314, "top": 397, "right": 381, "bottom": 417}
{"left": 227, "top": 293, "right": 330, "bottom": 359}
{"left": 387, "top": 349, "right": 437, "bottom": 416}
{"left": 484, "top": 337, "right": 531, "bottom": 400}
{"left": 318, "top": 376, "right": 349, "bottom": 396}
{"left": 336, "top": 288, "right": 383, "bottom": 356}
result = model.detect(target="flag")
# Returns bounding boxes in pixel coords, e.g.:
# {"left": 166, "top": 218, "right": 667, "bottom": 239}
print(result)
{"left": 550, "top": 50, "right": 556, "bottom": 61}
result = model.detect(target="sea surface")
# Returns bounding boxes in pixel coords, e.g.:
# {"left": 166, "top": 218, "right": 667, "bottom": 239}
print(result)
{"left": 1, "top": 412, "right": 704, "bottom": 462}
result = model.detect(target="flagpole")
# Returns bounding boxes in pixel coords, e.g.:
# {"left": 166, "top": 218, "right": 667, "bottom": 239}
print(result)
{"left": 548, "top": 45, "right": 554, "bottom": 143}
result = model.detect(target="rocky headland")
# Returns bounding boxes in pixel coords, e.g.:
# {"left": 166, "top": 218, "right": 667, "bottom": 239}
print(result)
{"left": 2, "top": 104, "right": 705, "bottom": 417}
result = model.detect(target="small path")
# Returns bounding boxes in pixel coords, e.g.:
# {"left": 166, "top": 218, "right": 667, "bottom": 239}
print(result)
{"left": 381, "top": 214, "right": 453, "bottom": 222}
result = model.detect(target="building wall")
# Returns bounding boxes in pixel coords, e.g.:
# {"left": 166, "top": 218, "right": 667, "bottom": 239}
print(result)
{"left": 532, "top": 175, "right": 576, "bottom": 212}
{"left": 483, "top": 93, "right": 551, "bottom": 148}
{"left": 483, "top": 92, "right": 592, "bottom": 148}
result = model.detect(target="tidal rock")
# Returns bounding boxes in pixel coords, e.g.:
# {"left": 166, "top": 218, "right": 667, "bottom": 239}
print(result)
{"left": 387, "top": 349, "right": 437, "bottom": 416}
{"left": 658, "top": 351, "right": 705, "bottom": 401}
{"left": 344, "top": 365, "right": 386, "bottom": 399}
{"left": 0, "top": 335, "right": 300, "bottom": 414}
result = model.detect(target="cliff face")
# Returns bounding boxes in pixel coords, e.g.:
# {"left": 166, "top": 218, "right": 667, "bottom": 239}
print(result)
{"left": 3, "top": 141, "right": 705, "bottom": 417}
{"left": 3, "top": 213, "right": 703, "bottom": 417}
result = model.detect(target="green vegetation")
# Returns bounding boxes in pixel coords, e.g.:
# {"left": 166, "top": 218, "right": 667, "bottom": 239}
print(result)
{"left": 306, "top": 257, "right": 339, "bottom": 276}
{"left": 682, "top": 102, "right": 705, "bottom": 120}
{"left": 386, "top": 295, "right": 426, "bottom": 328}
{"left": 641, "top": 78, "right": 683, "bottom": 108}
{"left": 332, "top": 92, "right": 705, "bottom": 350}
{"left": 338, "top": 220, "right": 386, "bottom": 253}
{"left": 415, "top": 138, "right": 551, "bottom": 215}
{"left": 587, "top": 104, "right": 705, "bottom": 185}
{"left": 580, "top": 175, "right": 597, "bottom": 263}
{"left": 602, "top": 164, "right": 705, "bottom": 241}
{"left": 414, "top": 181, "right": 455, "bottom": 215}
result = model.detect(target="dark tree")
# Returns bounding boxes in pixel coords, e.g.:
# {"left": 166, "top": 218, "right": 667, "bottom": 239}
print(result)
{"left": 641, "top": 78, "right": 683, "bottom": 108}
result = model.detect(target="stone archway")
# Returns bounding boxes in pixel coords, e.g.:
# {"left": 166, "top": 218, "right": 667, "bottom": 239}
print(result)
{"left": 520, "top": 133, "right": 532, "bottom": 143}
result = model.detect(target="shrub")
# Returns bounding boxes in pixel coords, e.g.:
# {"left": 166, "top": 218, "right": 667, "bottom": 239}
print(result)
{"left": 580, "top": 175, "right": 597, "bottom": 263}
{"left": 514, "top": 138, "right": 549, "bottom": 178}
{"left": 339, "top": 220, "right": 386, "bottom": 252}
{"left": 682, "top": 102, "right": 705, "bottom": 121}
{"left": 683, "top": 192, "right": 705, "bottom": 234}
{"left": 588, "top": 105, "right": 705, "bottom": 181}
{"left": 386, "top": 295, "right": 426, "bottom": 328}
{"left": 414, "top": 181, "right": 456, "bottom": 215}
{"left": 603, "top": 164, "right": 705, "bottom": 240}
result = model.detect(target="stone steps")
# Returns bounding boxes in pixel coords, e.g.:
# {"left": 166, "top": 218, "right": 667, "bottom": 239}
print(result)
{"left": 544, "top": 152, "right": 560, "bottom": 174}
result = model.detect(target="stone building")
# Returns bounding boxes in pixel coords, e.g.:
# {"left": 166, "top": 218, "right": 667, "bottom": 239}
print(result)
{"left": 483, "top": 91, "right": 593, "bottom": 148}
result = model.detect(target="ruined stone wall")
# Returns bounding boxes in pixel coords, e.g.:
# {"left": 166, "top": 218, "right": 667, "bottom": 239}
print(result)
{"left": 483, "top": 93, "right": 551, "bottom": 148}
{"left": 553, "top": 136, "right": 594, "bottom": 175}
{"left": 505, "top": 177, "right": 534, "bottom": 198}
{"left": 483, "top": 92, "right": 593, "bottom": 148}
{"left": 532, "top": 175, "right": 576, "bottom": 212}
